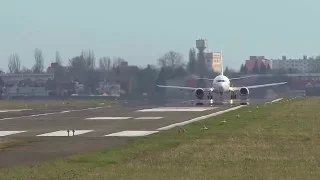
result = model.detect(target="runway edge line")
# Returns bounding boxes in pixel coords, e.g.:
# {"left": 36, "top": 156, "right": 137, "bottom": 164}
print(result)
{"left": 157, "top": 105, "right": 245, "bottom": 131}
{"left": 265, "top": 98, "right": 283, "bottom": 104}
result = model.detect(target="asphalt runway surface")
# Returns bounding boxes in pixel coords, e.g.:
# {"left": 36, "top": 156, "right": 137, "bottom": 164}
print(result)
{"left": 0, "top": 98, "right": 274, "bottom": 168}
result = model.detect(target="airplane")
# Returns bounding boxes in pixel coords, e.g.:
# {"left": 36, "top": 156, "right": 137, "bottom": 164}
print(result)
{"left": 156, "top": 52, "right": 287, "bottom": 105}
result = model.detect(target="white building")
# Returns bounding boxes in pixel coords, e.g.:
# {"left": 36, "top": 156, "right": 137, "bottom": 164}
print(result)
{"left": 196, "top": 52, "right": 222, "bottom": 73}
{"left": 204, "top": 52, "right": 222, "bottom": 73}
{"left": 5, "top": 86, "right": 48, "bottom": 97}
{"left": 0, "top": 73, "right": 55, "bottom": 97}
{"left": 0, "top": 73, "right": 54, "bottom": 85}
{"left": 271, "top": 56, "right": 320, "bottom": 73}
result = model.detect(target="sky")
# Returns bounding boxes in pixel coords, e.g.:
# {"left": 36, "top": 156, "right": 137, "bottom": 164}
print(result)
{"left": 1, "top": 0, "right": 320, "bottom": 72}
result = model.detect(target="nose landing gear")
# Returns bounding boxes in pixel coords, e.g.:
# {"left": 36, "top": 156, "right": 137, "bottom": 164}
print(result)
{"left": 207, "top": 91, "right": 213, "bottom": 100}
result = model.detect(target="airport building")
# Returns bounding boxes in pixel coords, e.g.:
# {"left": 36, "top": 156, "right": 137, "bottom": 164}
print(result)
{"left": 271, "top": 56, "right": 320, "bottom": 73}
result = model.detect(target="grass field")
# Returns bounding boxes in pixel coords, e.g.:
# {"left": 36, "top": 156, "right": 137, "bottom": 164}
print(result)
{"left": 1, "top": 97, "right": 320, "bottom": 179}
{"left": 0, "top": 100, "right": 112, "bottom": 109}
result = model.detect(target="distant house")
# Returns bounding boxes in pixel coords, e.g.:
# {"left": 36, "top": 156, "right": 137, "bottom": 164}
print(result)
{"left": 46, "top": 62, "right": 60, "bottom": 73}
{"left": 245, "top": 56, "right": 271, "bottom": 74}
{"left": 113, "top": 61, "right": 139, "bottom": 95}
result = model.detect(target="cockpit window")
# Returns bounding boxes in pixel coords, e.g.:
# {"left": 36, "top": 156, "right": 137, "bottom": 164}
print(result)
{"left": 217, "top": 80, "right": 225, "bottom": 82}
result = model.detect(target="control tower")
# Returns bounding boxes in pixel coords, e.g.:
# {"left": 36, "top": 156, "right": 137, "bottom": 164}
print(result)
{"left": 195, "top": 38, "right": 208, "bottom": 81}
{"left": 196, "top": 39, "right": 208, "bottom": 53}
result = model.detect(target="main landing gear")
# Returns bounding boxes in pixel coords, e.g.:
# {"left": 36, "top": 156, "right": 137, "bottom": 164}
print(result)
{"left": 230, "top": 91, "right": 237, "bottom": 99}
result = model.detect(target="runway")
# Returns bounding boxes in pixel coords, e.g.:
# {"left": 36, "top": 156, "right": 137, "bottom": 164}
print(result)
{"left": 0, "top": 98, "right": 273, "bottom": 168}
{"left": 0, "top": 105, "right": 230, "bottom": 137}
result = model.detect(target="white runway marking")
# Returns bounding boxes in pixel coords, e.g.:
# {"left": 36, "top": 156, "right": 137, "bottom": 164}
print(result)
{"left": 85, "top": 117, "right": 132, "bottom": 120}
{"left": 105, "top": 130, "right": 159, "bottom": 137}
{"left": 0, "top": 109, "right": 32, "bottom": 113}
{"left": 137, "top": 107, "right": 217, "bottom": 112}
{"left": 0, "top": 131, "right": 26, "bottom": 136}
{"left": 157, "top": 105, "right": 245, "bottom": 131}
{"left": 37, "top": 130, "right": 93, "bottom": 136}
{"left": 265, "top": 98, "right": 283, "bottom": 104}
{"left": 0, "top": 106, "right": 109, "bottom": 121}
{"left": 271, "top": 98, "right": 283, "bottom": 103}
{"left": 134, "top": 117, "right": 164, "bottom": 120}
{"left": 30, "top": 113, "right": 55, "bottom": 117}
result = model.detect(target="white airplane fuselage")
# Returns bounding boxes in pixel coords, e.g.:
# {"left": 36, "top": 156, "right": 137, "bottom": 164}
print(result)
{"left": 211, "top": 75, "right": 231, "bottom": 94}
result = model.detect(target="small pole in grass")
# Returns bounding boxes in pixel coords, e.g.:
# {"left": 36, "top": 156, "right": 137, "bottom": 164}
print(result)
{"left": 202, "top": 124, "right": 208, "bottom": 130}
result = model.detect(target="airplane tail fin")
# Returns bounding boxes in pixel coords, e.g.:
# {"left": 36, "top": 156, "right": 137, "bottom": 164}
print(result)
{"left": 220, "top": 50, "right": 224, "bottom": 76}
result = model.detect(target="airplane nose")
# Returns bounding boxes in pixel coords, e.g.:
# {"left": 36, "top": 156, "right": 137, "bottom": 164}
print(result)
{"left": 214, "top": 83, "right": 224, "bottom": 92}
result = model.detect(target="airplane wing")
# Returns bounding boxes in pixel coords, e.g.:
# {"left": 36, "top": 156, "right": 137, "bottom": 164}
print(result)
{"left": 229, "top": 75, "right": 255, "bottom": 80}
{"left": 195, "top": 78, "right": 214, "bottom": 81}
{"left": 195, "top": 75, "right": 254, "bottom": 81}
{"left": 156, "top": 85, "right": 212, "bottom": 91}
{"left": 230, "top": 82, "right": 287, "bottom": 91}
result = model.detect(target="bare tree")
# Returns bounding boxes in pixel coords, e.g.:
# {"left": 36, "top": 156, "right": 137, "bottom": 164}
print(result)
{"left": 8, "top": 53, "right": 21, "bottom": 73}
{"left": 187, "top": 48, "right": 197, "bottom": 74}
{"left": 158, "top": 57, "right": 167, "bottom": 67}
{"left": 157, "top": 51, "right": 184, "bottom": 68}
{"left": 68, "top": 56, "right": 87, "bottom": 83}
{"left": 80, "top": 49, "right": 95, "bottom": 69}
{"left": 87, "top": 49, "right": 95, "bottom": 69}
{"left": 55, "top": 51, "right": 62, "bottom": 65}
{"left": 33, "top": 48, "right": 44, "bottom": 73}
{"left": 99, "top": 57, "right": 112, "bottom": 71}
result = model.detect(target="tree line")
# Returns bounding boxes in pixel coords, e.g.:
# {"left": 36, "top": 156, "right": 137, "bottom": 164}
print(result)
{"left": 4, "top": 47, "right": 244, "bottom": 103}
{"left": 7, "top": 48, "right": 45, "bottom": 74}
{"left": 6, "top": 47, "right": 243, "bottom": 77}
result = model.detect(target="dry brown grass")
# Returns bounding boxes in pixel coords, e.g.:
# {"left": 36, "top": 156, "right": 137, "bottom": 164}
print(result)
{"left": 0, "top": 138, "right": 24, "bottom": 151}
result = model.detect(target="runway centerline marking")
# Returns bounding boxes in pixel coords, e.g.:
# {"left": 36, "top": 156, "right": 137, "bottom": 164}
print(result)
{"left": 86, "top": 117, "right": 131, "bottom": 120}
{"left": 37, "top": 130, "right": 93, "bottom": 137}
{"left": 0, "top": 131, "right": 27, "bottom": 136}
{"left": 105, "top": 130, "right": 159, "bottom": 137}
{"left": 137, "top": 107, "right": 217, "bottom": 112}
{"left": 157, "top": 105, "right": 245, "bottom": 131}
{"left": 134, "top": 117, "right": 164, "bottom": 120}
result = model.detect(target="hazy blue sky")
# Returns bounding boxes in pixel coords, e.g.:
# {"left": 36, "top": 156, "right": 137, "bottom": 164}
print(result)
{"left": 1, "top": 0, "right": 319, "bottom": 71}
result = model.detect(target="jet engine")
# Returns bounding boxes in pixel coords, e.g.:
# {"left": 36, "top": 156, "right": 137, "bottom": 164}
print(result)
{"left": 195, "top": 88, "right": 204, "bottom": 99}
{"left": 239, "top": 87, "right": 249, "bottom": 96}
